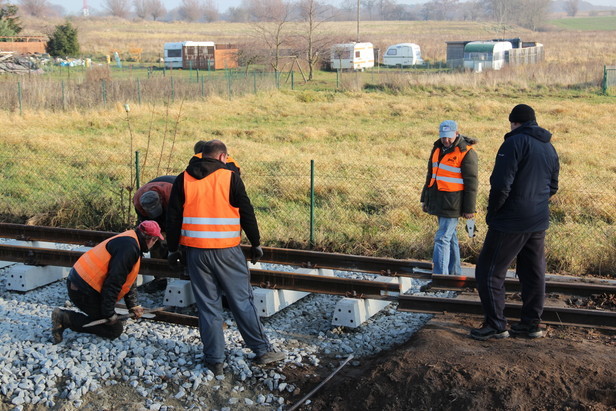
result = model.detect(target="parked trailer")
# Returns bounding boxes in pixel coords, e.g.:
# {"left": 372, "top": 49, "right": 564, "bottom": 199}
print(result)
{"left": 330, "top": 42, "right": 374, "bottom": 71}
{"left": 382, "top": 43, "right": 423, "bottom": 67}
{"left": 463, "top": 41, "right": 512, "bottom": 71}
{"left": 163, "top": 41, "right": 238, "bottom": 70}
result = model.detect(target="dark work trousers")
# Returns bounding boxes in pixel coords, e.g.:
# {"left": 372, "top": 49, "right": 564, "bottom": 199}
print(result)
{"left": 475, "top": 229, "right": 546, "bottom": 331}
{"left": 185, "top": 245, "right": 271, "bottom": 364}
{"left": 63, "top": 279, "right": 124, "bottom": 340}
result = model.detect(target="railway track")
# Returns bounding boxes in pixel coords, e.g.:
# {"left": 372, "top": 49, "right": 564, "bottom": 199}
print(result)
{"left": 0, "top": 223, "right": 615, "bottom": 330}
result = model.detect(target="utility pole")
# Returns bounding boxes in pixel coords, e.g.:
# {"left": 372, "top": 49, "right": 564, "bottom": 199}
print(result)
{"left": 356, "top": 0, "right": 360, "bottom": 42}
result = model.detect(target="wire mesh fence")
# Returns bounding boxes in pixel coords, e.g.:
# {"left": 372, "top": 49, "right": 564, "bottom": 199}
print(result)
{"left": 0, "top": 148, "right": 614, "bottom": 276}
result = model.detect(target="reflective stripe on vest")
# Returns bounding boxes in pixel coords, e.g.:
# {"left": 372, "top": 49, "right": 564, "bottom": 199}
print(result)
{"left": 180, "top": 168, "right": 241, "bottom": 248}
{"left": 73, "top": 230, "right": 141, "bottom": 301}
{"left": 428, "top": 145, "right": 473, "bottom": 192}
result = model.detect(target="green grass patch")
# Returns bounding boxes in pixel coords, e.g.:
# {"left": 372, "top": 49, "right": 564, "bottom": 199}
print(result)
{"left": 549, "top": 16, "right": 616, "bottom": 31}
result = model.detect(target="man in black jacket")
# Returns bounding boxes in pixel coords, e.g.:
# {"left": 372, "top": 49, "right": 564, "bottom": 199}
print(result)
{"left": 166, "top": 139, "right": 285, "bottom": 376}
{"left": 471, "top": 104, "right": 559, "bottom": 341}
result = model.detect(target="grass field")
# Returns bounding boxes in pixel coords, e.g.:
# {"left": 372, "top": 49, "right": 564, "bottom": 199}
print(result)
{"left": 549, "top": 15, "right": 616, "bottom": 31}
{"left": 1, "top": 18, "right": 615, "bottom": 276}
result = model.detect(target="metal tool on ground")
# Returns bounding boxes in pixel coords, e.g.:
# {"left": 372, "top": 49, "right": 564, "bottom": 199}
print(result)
{"left": 83, "top": 307, "right": 166, "bottom": 328}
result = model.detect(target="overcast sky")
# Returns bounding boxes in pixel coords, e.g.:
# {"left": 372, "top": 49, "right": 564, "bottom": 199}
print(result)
{"left": 60, "top": 0, "right": 616, "bottom": 16}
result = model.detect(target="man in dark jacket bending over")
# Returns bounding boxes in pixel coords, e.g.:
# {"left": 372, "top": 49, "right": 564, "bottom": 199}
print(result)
{"left": 471, "top": 104, "right": 559, "bottom": 341}
{"left": 51, "top": 221, "right": 164, "bottom": 343}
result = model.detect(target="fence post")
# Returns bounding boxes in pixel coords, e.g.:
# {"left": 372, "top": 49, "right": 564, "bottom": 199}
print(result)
{"left": 101, "top": 79, "right": 107, "bottom": 106}
{"left": 17, "top": 80, "right": 22, "bottom": 115}
{"left": 135, "top": 150, "right": 140, "bottom": 189}
{"left": 603, "top": 65, "right": 608, "bottom": 95}
{"left": 171, "top": 77, "right": 175, "bottom": 103}
{"left": 137, "top": 78, "right": 141, "bottom": 105}
{"left": 253, "top": 71, "right": 257, "bottom": 94}
{"left": 227, "top": 70, "right": 232, "bottom": 99}
{"left": 61, "top": 80, "right": 66, "bottom": 110}
{"left": 291, "top": 70, "right": 294, "bottom": 90}
{"left": 310, "top": 159, "right": 315, "bottom": 249}
{"left": 201, "top": 76, "right": 205, "bottom": 97}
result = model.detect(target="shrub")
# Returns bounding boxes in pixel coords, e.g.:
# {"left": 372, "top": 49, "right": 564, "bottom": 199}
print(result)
{"left": 47, "top": 21, "right": 80, "bottom": 58}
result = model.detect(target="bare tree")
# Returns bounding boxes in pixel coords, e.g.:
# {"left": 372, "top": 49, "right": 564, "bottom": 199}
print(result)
{"left": 564, "top": 0, "right": 579, "bottom": 17}
{"left": 298, "top": 0, "right": 331, "bottom": 80}
{"left": 146, "top": 0, "right": 166, "bottom": 20}
{"left": 202, "top": 0, "right": 218, "bottom": 22}
{"left": 133, "top": 0, "right": 149, "bottom": 19}
{"left": 513, "top": 0, "right": 550, "bottom": 30}
{"left": 179, "top": 0, "right": 201, "bottom": 22}
{"left": 421, "top": 0, "right": 459, "bottom": 20}
{"left": 104, "top": 0, "right": 131, "bottom": 18}
{"left": 247, "top": 0, "right": 291, "bottom": 73}
{"left": 481, "top": 0, "right": 511, "bottom": 26}
{"left": 18, "top": 0, "right": 51, "bottom": 17}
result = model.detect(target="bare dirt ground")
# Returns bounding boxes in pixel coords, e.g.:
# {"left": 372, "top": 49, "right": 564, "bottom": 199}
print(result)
{"left": 287, "top": 314, "right": 616, "bottom": 411}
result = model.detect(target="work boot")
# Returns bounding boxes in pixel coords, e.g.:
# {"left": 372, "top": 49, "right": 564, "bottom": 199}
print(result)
{"left": 510, "top": 322, "right": 544, "bottom": 338}
{"left": 51, "top": 308, "right": 71, "bottom": 344}
{"left": 256, "top": 350, "right": 286, "bottom": 365}
{"left": 470, "top": 324, "right": 509, "bottom": 341}
{"left": 204, "top": 361, "right": 224, "bottom": 377}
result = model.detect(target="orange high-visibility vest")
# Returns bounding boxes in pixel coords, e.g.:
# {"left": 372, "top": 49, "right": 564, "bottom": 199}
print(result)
{"left": 193, "top": 152, "right": 241, "bottom": 173}
{"left": 180, "top": 168, "right": 241, "bottom": 249}
{"left": 428, "top": 145, "right": 474, "bottom": 192}
{"left": 73, "top": 230, "right": 141, "bottom": 300}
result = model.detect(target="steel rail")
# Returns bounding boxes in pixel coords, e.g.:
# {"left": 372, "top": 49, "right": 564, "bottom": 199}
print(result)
{"left": 397, "top": 295, "right": 616, "bottom": 330}
{"left": 0, "top": 245, "right": 401, "bottom": 297}
{"left": 1, "top": 244, "right": 615, "bottom": 330}
{"left": 0, "top": 223, "right": 431, "bottom": 277}
{"left": 428, "top": 274, "right": 616, "bottom": 297}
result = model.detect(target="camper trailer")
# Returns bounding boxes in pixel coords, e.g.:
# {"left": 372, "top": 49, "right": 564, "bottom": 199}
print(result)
{"left": 163, "top": 41, "right": 238, "bottom": 70}
{"left": 382, "top": 43, "right": 423, "bottom": 67}
{"left": 330, "top": 42, "right": 374, "bottom": 71}
{"left": 463, "top": 41, "right": 512, "bottom": 71}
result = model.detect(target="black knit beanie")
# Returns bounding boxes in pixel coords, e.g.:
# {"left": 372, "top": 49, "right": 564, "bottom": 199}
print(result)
{"left": 509, "top": 104, "right": 536, "bottom": 123}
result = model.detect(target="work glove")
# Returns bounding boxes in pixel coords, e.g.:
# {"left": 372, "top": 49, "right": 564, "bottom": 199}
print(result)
{"left": 250, "top": 245, "right": 264, "bottom": 265}
{"left": 168, "top": 250, "right": 183, "bottom": 268}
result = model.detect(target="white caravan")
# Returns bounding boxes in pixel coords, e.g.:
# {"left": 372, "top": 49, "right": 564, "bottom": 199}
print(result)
{"left": 382, "top": 43, "right": 423, "bottom": 67}
{"left": 463, "top": 41, "right": 513, "bottom": 71}
{"left": 164, "top": 41, "right": 215, "bottom": 69}
{"left": 330, "top": 42, "right": 374, "bottom": 71}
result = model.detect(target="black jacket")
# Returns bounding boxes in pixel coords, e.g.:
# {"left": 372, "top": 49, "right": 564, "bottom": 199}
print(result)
{"left": 166, "top": 156, "right": 260, "bottom": 252}
{"left": 421, "top": 135, "right": 479, "bottom": 218}
{"left": 69, "top": 229, "right": 147, "bottom": 318}
{"left": 486, "top": 121, "right": 559, "bottom": 233}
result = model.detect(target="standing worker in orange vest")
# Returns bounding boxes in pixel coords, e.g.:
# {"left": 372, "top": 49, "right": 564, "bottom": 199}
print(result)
{"left": 166, "top": 139, "right": 285, "bottom": 376}
{"left": 50, "top": 221, "right": 164, "bottom": 344}
{"left": 421, "top": 120, "right": 478, "bottom": 275}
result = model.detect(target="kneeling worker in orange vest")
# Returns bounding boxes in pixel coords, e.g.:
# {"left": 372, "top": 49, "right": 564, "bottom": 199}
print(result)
{"left": 51, "top": 221, "right": 164, "bottom": 344}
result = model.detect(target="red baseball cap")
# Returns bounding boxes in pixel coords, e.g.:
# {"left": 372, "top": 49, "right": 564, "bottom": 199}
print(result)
{"left": 138, "top": 221, "right": 164, "bottom": 240}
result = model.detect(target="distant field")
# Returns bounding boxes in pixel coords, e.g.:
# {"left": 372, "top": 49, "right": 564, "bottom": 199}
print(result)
{"left": 2, "top": 17, "right": 614, "bottom": 275}
{"left": 549, "top": 15, "right": 616, "bottom": 31}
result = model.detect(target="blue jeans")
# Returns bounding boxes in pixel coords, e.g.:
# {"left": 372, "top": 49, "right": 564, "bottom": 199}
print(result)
{"left": 432, "top": 217, "right": 462, "bottom": 275}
